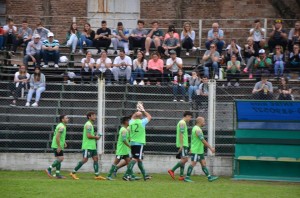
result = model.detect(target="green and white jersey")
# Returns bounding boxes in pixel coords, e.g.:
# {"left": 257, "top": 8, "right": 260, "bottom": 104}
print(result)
{"left": 176, "top": 119, "right": 189, "bottom": 148}
{"left": 51, "top": 122, "right": 67, "bottom": 150}
{"left": 116, "top": 126, "right": 130, "bottom": 155}
{"left": 191, "top": 125, "right": 204, "bottom": 154}
{"left": 82, "top": 120, "right": 96, "bottom": 150}
{"left": 129, "top": 118, "right": 148, "bottom": 145}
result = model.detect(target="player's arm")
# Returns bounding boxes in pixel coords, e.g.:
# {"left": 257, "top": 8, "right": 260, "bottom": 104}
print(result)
{"left": 197, "top": 130, "right": 215, "bottom": 153}
{"left": 56, "top": 126, "right": 64, "bottom": 152}
{"left": 142, "top": 110, "right": 152, "bottom": 122}
{"left": 121, "top": 129, "right": 131, "bottom": 148}
{"left": 179, "top": 121, "right": 185, "bottom": 150}
{"left": 86, "top": 124, "right": 100, "bottom": 140}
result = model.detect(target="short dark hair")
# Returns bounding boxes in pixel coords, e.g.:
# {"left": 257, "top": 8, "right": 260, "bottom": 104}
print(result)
{"left": 119, "top": 48, "right": 125, "bottom": 53}
{"left": 101, "top": 20, "right": 107, "bottom": 24}
{"left": 261, "top": 74, "right": 269, "bottom": 79}
{"left": 59, "top": 115, "right": 66, "bottom": 122}
{"left": 86, "top": 111, "right": 96, "bottom": 119}
{"left": 121, "top": 116, "right": 130, "bottom": 124}
{"left": 137, "top": 20, "right": 144, "bottom": 25}
{"left": 254, "top": 19, "right": 260, "bottom": 23}
{"left": 183, "top": 111, "right": 193, "bottom": 117}
{"left": 151, "top": 20, "right": 158, "bottom": 24}
{"left": 22, "top": 18, "right": 28, "bottom": 23}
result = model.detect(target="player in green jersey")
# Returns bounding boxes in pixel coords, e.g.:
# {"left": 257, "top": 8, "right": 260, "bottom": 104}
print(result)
{"left": 168, "top": 111, "right": 193, "bottom": 181}
{"left": 106, "top": 116, "right": 131, "bottom": 180}
{"left": 123, "top": 102, "right": 152, "bottom": 181}
{"left": 70, "top": 111, "right": 106, "bottom": 180}
{"left": 45, "top": 115, "right": 69, "bottom": 179}
{"left": 184, "top": 117, "right": 218, "bottom": 182}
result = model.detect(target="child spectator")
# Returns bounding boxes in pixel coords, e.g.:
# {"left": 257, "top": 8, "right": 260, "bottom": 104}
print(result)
{"left": 173, "top": 69, "right": 187, "bottom": 102}
{"left": 94, "top": 51, "right": 113, "bottom": 85}
{"left": 226, "top": 54, "right": 241, "bottom": 87}
{"left": 9, "top": 65, "right": 30, "bottom": 106}
{"left": 188, "top": 71, "right": 201, "bottom": 102}
{"left": 194, "top": 76, "right": 209, "bottom": 110}
{"left": 65, "top": 22, "right": 81, "bottom": 54}
{"left": 132, "top": 51, "right": 147, "bottom": 85}
{"left": 278, "top": 77, "right": 293, "bottom": 100}
{"left": 79, "top": 23, "right": 95, "bottom": 54}
{"left": 146, "top": 52, "right": 164, "bottom": 86}
{"left": 81, "top": 51, "right": 95, "bottom": 82}
{"left": 273, "top": 45, "right": 285, "bottom": 77}
{"left": 25, "top": 67, "right": 46, "bottom": 107}
{"left": 181, "top": 22, "right": 196, "bottom": 56}
{"left": 111, "top": 22, "right": 129, "bottom": 55}
{"left": 243, "top": 37, "right": 259, "bottom": 79}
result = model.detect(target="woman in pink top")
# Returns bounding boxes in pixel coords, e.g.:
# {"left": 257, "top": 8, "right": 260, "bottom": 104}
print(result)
{"left": 164, "top": 25, "right": 180, "bottom": 40}
{"left": 147, "top": 52, "right": 164, "bottom": 85}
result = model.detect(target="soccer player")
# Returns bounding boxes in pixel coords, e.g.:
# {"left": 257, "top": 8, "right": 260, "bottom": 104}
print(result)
{"left": 45, "top": 114, "right": 69, "bottom": 179}
{"left": 184, "top": 117, "right": 218, "bottom": 182}
{"left": 123, "top": 105, "right": 152, "bottom": 181}
{"left": 70, "top": 111, "right": 106, "bottom": 180}
{"left": 106, "top": 116, "right": 131, "bottom": 180}
{"left": 168, "top": 111, "right": 193, "bottom": 181}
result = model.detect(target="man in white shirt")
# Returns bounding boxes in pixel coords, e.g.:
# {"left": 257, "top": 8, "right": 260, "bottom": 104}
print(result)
{"left": 112, "top": 49, "right": 132, "bottom": 84}
{"left": 164, "top": 50, "right": 183, "bottom": 83}
{"left": 249, "top": 19, "right": 266, "bottom": 49}
{"left": 3, "top": 18, "right": 17, "bottom": 51}
{"left": 94, "top": 51, "right": 113, "bottom": 85}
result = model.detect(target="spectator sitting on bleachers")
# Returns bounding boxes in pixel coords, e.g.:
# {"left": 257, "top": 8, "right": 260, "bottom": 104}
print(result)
{"left": 164, "top": 50, "right": 183, "bottom": 83}
{"left": 0, "top": 25, "right": 4, "bottom": 50}
{"left": 273, "top": 45, "right": 285, "bottom": 77}
{"left": 42, "top": 32, "right": 60, "bottom": 68}
{"left": 112, "top": 22, "right": 129, "bottom": 55}
{"left": 194, "top": 75, "right": 209, "bottom": 110}
{"left": 286, "top": 44, "right": 300, "bottom": 78}
{"left": 288, "top": 21, "right": 300, "bottom": 52}
{"left": 33, "top": 21, "right": 50, "bottom": 42}
{"left": 80, "top": 51, "right": 95, "bottom": 83}
{"left": 205, "top": 22, "right": 225, "bottom": 54}
{"left": 25, "top": 66, "right": 46, "bottom": 107}
{"left": 11, "top": 19, "right": 32, "bottom": 56}
{"left": 3, "top": 18, "right": 17, "bottom": 51}
{"left": 132, "top": 51, "right": 147, "bottom": 85}
{"left": 268, "top": 19, "right": 288, "bottom": 53}
{"left": 128, "top": 20, "right": 147, "bottom": 52}
{"left": 158, "top": 29, "right": 180, "bottom": 57}
{"left": 249, "top": 19, "right": 266, "bottom": 49}
{"left": 9, "top": 65, "right": 30, "bottom": 106}
{"left": 254, "top": 49, "right": 272, "bottom": 81}
{"left": 145, "top": 21, "right": 164, "bottom": 56}
{"left": 243, "top": 37, "right": 259, "bottom": 79}
{"left": 226, "top": 54, "right": 241, "bottom": 87}
{"left": 165, "top": 25, "right": 180, "bottom": 40}
{"left": 146, "top": 52, "right": 164, "bottom": 86}
{"left": 225, "top": 39, "right": 242, "bottom": 63}
{"left": 181, "top": 22, "right": 196, "bottom": 56}
{"left": 94, "top": 50, "right": 113, "bottom": 85}
{"left": 79, "top": 23, "right": 95, "bottom": 54}
{"left": 202, "top": 43, "right": 220, "bottom": 79}
{"left": 252, "top": 74, "right": 273, "bottom": 100}
{"left": 23, "top": 34, "right": 42, "bottom": 67}
{"left": 188, "top": 70, "right": 201, "bottom": 102}
{"left": 173, "top": 69, "right": 187, "bottom": 102}
{"left": 278, "top": 77, "right": 293, "bottom": 100}
{"left": 112, "top": 49, "right": 132, "bottom": 84}
{"left": 94, "top": 20, "right": 112, "bottom": 53}
{"left": 65, "top": 22, "right": 81, "bottom": 54}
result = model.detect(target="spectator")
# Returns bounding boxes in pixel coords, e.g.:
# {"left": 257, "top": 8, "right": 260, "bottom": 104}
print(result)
{"left": 194, "top": 76, "right": 209, "bottom": 110}
{"left": 273, "top": 45, "right": 285, "bottom": 77}
{"left": 268, "top": 19, "right": 288, "bottom": 53}
{"left": 145, "top": 21, "right": 164, "bottom": 56}
{"left": 42, "top": 32, "right": 60, "bottom": 68}
{"left": 146, "top": 52, "right": 164, "bottom": 86}
{"left": 226, "top": 54, "right": 241, "bottom": 87}
{"left": 128, "top": 20, "right": 147, "bottom": 52}
{"left": 10, "top": 19, "right": 32, "bottom": 56}
{"left": 3, "top": 18, "right": 17, "bottom": 51}
{"left": 188, "top": 70, "right": 201, "bottom": 102}
{"left": 132, "top": 51, "right": 147, "bottom": 85}
{"left": 158, "top": 29, "right": 180, "bottom": 57}
{"left": 33, "top": 21, "right": 50, "bottom": 42}
{"left": 249, "top": 19, "right": 266, "bottom": 49}
{"left": 181, "top": 22, "right": 196, "bottom": 56}
{"left": 23, "top": 34, "right": 43, "bottom": 67}
{"left": 94, "top": 50, "right": 113, "bottom": 85}
{"left": 94, "top": 20, "right": 112, "bottom": 53}
{"left": 112, "top": 49, "right": 132, "bottom": 84}
{"left": 254, "top": 49, "right": 272, "bottom": 81}
{"left": 112, "top": 22, "right": 129, "bottom": 55}
{"left": 225, "top": 39, "right": 242, "bottom": 63}
{"left": 252, "top": 74, "right": 273, "bottom": 100}
{"left": 243, "top": 37, "right": 259, "bottom": 79}
{"left": 164, "top": 25, "right": 180, "bottom": 40}
{"left": 0, "top": 24, "right": 4, "bottom": 50}
{"left": 173, "top": 69, "right": 187, "bottom": 102}
{"left": 79, "top": 23, "right": 95, "bottom": 54}
{"left": 65, "top": 22, "right": 81, "bottom": 54}
{"left": 9, "top": 65, "right": 30, "bottom": 106}
{"left": 286, "top": 44, "right": 300, "bottom": 77}
{"left": 278, "top": 77, "right": 293, "bottom": 100}
{"left": 202, "top": 43, "right": 220, "bottom": 79}
{"left": 164, "top": 50, "right": 183, "bottom": 83}
{"left": 205, "top": 22, "right": 225, "bottom": 54}
{"left": 25, "top": 67, "right": 46, "bottom": 107}
{"left": 288, "top": 21, "right": 300, "bottom": 52}
{"left": 80, "top": 51, "right": 95, "bottom": 82}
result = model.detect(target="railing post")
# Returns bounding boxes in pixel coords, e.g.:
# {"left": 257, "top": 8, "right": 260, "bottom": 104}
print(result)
{"left": 199, "top": 19, "right": 202, "bottom": 49}
{"left": 97, "top": 78, "right": 105, "bottom": 155}
{"left": 263, "top": 18, "right": 267, "bottom": 39}
{"left": 208, "top": 79, "right": 216, "bottom": 156}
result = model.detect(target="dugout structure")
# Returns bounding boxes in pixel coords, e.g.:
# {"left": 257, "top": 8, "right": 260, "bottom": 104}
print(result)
{"left": 233, "top": 100, "right": 300, "bottom": 182}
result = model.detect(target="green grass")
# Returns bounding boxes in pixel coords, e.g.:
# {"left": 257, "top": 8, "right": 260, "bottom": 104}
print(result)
{"left": 0, "top": 171, "right": 299, "bottom": 198}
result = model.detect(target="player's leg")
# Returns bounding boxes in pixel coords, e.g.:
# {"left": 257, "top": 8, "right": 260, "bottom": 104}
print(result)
{"left": 107, "top": 156, "right": 121, "bottom": 179}
{"left": 91, "top": 150, "right": 106, "bottom": 180}
{"left": 184, "top": 154, "right": 198, "bottom": 182}
{"left": 70, "top": 150, "right": 89, "bottom": 179}
{"left": 200, "top": 155, "right": 218, "bottom": 182}
{"left": 45, "top": 149, "right": 63, "bottom": 178}
{"left": 169, "top": 147, "right": 189, "bottom": 180}
{"left": 54, "top": 155, "right": 66, "bottom": 179}
{"left": 123, "top": 146, "right": 139, "bottom": 181}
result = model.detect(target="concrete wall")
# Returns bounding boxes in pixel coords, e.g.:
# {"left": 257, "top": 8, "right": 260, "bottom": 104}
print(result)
{"left": 0, "top": 153, "right": 233, "bottom": 176}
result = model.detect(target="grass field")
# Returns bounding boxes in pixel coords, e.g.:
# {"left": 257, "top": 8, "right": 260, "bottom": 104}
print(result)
{"left": 0, "top": 171, "right": 300, "bottom": 198}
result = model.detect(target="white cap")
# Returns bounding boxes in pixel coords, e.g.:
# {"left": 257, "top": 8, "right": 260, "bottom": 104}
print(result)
{"left": 47, "top": 32, "right": 54, "bottom": 37}
{"left": 33, "top": 34, "right": 41, "bottom": 38}
{"left": 259, "top": 49, "right": 265, "bottom": 54}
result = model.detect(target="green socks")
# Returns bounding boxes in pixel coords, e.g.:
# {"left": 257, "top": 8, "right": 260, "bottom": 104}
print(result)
{"left": 93, "top": 161, "right": 99, "bottom": 176}
{"left": 108, "top": 164, "right": 117, "bottom": 177}
{"left": 138, "top": 161, "right": 146, "bottom": 177}
{"left": 171, "top": 162, "right": 182, "bottom": 172}
{"left": 73, "top": 161, "right": 84, "bottom": 173}
{"left": 179, "top": 164, "right": 185, "bottom": 177}
{"left": 186, "top": 165, "right": 194, "bottom": 177}
{"left": 202, "top": 166, "right": 211, "bottom": 178}
{"left": 125, "top": 160, "right": 136, "bottom": 176}
{"left": 50, "top": 160, "right": 60, "bottom": 169}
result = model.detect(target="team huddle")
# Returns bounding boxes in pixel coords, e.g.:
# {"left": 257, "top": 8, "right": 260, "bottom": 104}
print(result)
{"left": 45, "top": 102, "right": 218, "bottom": 182}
